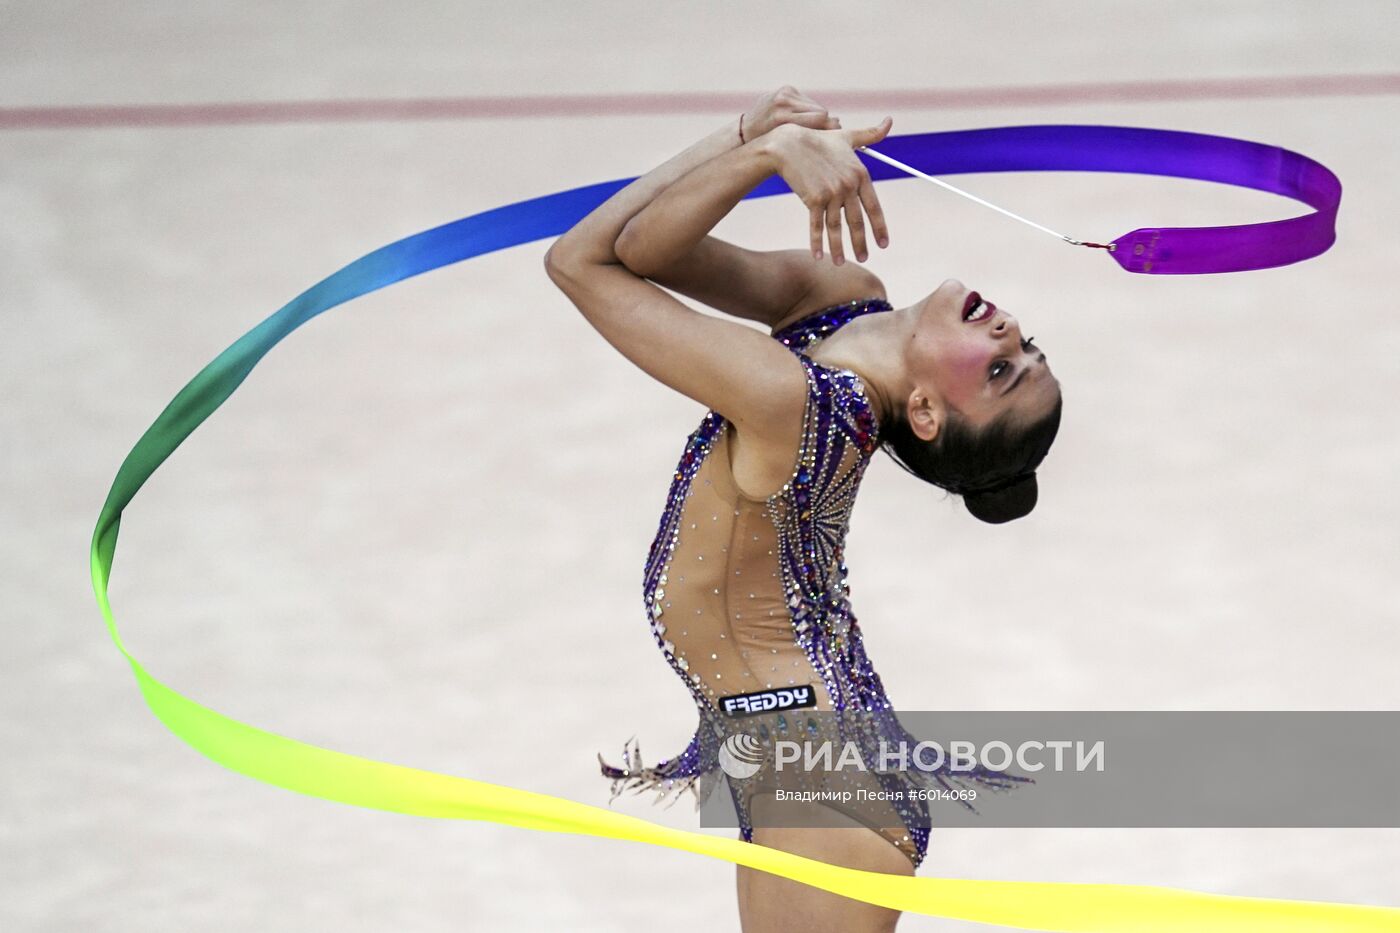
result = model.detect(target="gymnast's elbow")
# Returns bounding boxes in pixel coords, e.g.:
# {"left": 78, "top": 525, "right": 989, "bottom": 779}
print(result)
{"left": 544, "top": 245, "right": 610, "bottom": 319}
{"left": 543, "top": 242, "right": 583, "bottom": 290}
{"left": 613, "top": 224, "right": 660, "bottom": 279}
{"left": 543, "top": 241, "right": 566, "bottom": 274}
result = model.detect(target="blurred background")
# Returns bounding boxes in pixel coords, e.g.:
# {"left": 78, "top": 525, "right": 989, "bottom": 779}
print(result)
{"left": 4, "top": 1, "right": 1398, "bottom": 930}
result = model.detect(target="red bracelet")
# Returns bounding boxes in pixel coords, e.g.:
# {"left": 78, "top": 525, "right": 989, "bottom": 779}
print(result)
{"left": 738, "top": 112, "right": 746, "bottom": 144}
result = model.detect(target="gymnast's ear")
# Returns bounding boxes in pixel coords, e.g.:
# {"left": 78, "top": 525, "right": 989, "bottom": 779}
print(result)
{"left": 906, "top": 392, "right": 943, "bottom": 444}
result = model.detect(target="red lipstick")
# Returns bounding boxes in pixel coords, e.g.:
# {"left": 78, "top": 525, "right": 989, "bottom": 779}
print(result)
{"left": 962, "top": 292, "right": 996, "bottom": 324}
{"left": 961, "top": 291, "right": 980, "bottom": 321}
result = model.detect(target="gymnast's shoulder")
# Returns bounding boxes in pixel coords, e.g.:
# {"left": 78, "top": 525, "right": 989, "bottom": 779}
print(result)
{"left": 767, "top": 255, "right": 887, "bottom": 336}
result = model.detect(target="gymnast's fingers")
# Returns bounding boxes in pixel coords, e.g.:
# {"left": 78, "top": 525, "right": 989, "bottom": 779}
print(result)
{"left": 810, "top": 206, "right": 825, "bottom": 259}
{"left": 825, "top": 200, "right": 846, "bottom": 265}
{"left": 844, "top": 194, "right": 868, "bottom": 262}
{"left": 787, "top": 87, "right": 837, "bottom": 123}
{"left": 787, "top": 109, "right": 835, "bottom": 130}
{"left": 857, "top": 175, "right": 889, "bottom": 248}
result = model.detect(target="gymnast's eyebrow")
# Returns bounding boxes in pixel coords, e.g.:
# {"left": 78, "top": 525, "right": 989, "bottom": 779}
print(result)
{"left": 1003, "top": 352, "right": 1047, "bottom": 396}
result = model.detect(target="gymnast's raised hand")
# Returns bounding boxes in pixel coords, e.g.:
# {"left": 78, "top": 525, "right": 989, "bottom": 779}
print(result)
{"left": 760, "top": 115, "right": 894, "bottom": 266}
{"left": 739, "top": 83, "right": 845, "bottom": 138}
{"left": 736, "top": 85, "right": 892, "bottom": 267}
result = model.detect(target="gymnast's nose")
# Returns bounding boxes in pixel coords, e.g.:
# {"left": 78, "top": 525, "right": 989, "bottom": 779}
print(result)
{"left": 992, "top": 309, "right": 1022, "bottom": 341}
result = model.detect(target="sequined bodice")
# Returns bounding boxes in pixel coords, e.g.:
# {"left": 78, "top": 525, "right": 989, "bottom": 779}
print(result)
{"left": 640, "top": 300, "right": 888, "bottom": 717}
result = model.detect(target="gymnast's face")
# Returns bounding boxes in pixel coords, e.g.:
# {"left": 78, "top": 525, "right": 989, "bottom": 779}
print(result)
{"left": 901, "top": 278, "right": 1060, "bottom": 441}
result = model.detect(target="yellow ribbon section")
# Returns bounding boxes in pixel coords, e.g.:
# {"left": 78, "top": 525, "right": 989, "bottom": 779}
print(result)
{"left": 93, "top": 552, "right": 1398, "bottom": 930}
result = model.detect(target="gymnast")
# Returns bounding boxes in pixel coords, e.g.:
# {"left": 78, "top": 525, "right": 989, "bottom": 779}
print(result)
{"left": 544, "top": 85, "right": 1062, "bottom": 933}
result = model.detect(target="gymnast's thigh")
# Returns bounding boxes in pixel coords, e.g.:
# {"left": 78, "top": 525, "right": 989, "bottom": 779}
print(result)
{"left": 735, "top": 792, "right": 912, "bottom": 933}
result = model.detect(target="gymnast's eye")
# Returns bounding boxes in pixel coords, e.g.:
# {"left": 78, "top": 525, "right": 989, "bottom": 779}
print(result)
{"left": 989, "top": 360, "right": 1010, "bottom": 380}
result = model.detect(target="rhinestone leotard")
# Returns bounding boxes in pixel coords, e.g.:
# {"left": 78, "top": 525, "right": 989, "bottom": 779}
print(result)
{"left": 600, "top": 297, "right": 1030, "bottom": 867}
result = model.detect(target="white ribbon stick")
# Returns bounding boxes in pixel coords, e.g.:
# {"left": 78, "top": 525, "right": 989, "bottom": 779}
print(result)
{"left": 857, "top": 145, "right": 1108, "bottom": 249}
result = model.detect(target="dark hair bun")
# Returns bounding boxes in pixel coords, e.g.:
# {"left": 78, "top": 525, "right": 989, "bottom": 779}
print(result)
{"left": 963, "top": 473, "right": 1039, "bottom": 524}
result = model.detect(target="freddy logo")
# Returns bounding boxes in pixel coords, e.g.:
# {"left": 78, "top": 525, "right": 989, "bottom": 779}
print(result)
{"left": 720, "top": 686, "right": 816, "bottom": 717}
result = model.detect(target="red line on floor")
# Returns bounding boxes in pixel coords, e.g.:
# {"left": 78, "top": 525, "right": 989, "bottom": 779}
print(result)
{"left": 3, "top": 74, "right": 1399, "bottom": 130}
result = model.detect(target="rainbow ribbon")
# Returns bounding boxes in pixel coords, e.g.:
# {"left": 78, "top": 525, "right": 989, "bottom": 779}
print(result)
{"left": 94, "top": 126, "right": 1386, "bottom": 929}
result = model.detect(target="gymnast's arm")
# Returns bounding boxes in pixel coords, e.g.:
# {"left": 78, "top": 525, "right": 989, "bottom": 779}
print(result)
{"left": 625, "top": 239, "right": 888, "bottom": 335}
{"left": 614, "top": 132, "right": 890, "bottom": 333}
{"left": 542, "top": 86, "right": 880, "bottom": 331}
{"left": 543, "top": 136, "right": 809, "bottom": 436}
